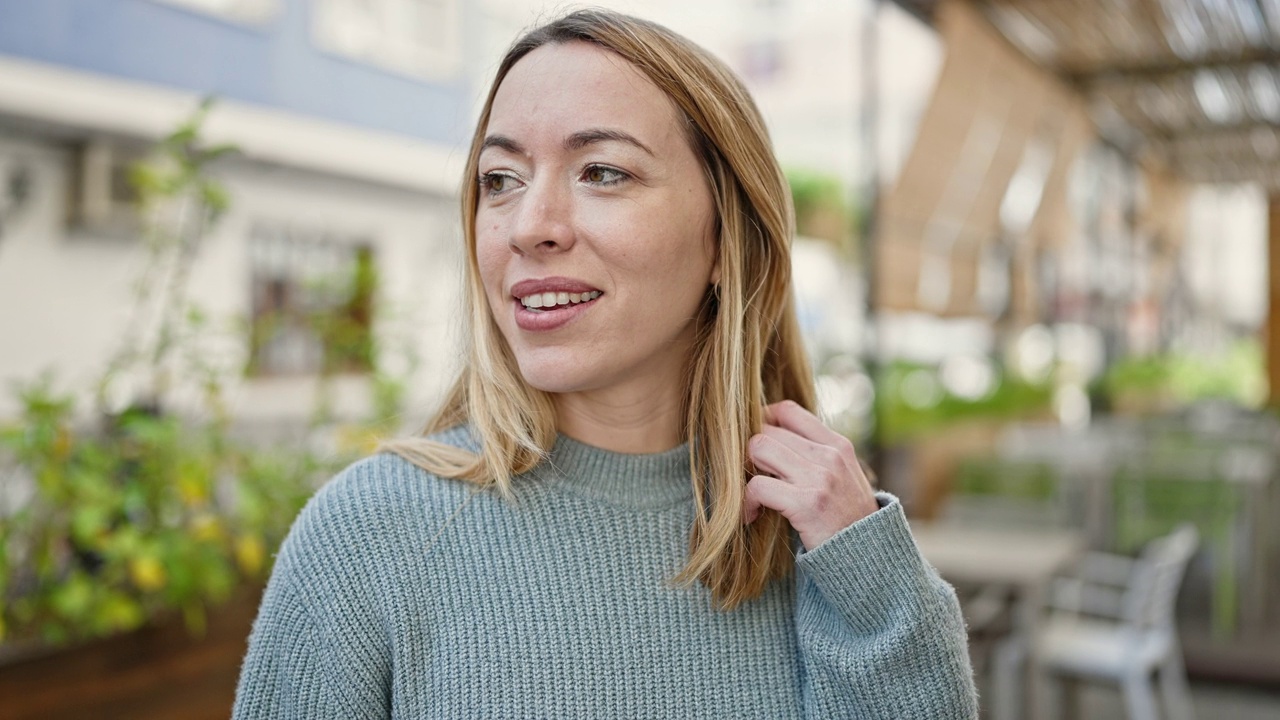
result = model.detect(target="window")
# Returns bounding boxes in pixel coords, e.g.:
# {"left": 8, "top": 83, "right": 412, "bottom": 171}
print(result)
{"left": 312, "top": 0, "right": 460, "bottom": 80}
{"left": 151, "top": 0, "right": 279, "bottom": 24}
{"left": 68, "top": 139, "right": 146, "bottom": 238}
{"left": 247, "top": 223, "right": 377, "bottom": 377}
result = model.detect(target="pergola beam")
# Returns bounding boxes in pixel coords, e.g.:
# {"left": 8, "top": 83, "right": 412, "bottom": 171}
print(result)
{"left": 1067, "top": 51, "right": 1280, "bottom": 86}
{"left": 896, "top": 0, "right": 1280, "bottom": 190}
{"left": 1154, "top": 122, "right": 1280, "bottom": 143}
{"left": 1135, "top": 118, "right": 1280, "bottom": 143}
{"left": 1174, "top": 161, "right": 1280, "bottom": 187}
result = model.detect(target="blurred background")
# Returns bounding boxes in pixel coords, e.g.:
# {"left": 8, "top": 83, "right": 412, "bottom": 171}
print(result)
{"left": 0, "top": 0, "right": 1278, "bottom": 718}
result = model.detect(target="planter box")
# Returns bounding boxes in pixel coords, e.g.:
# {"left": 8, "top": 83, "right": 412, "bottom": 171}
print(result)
{"left": 0, "top": 588, "right": 261, "bottom": 720}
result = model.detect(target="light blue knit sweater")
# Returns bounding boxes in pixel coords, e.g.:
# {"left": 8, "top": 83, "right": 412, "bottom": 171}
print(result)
{"left": 233, "top": 427, "right": 978, "bottom": 718}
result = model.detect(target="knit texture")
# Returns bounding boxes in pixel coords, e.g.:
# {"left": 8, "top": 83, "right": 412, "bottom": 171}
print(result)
{"left": 233, "top": 426, "right": 978, "bottom": 719}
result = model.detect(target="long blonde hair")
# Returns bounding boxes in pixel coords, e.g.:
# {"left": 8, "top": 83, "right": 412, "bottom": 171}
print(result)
{"left": 382, "top": 8, "right": 816, "bottom": 610}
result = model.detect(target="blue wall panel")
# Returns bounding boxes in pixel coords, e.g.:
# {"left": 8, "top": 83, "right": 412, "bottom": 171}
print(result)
{"left": 0, "top": 0, "right": 469, "bottom": 145}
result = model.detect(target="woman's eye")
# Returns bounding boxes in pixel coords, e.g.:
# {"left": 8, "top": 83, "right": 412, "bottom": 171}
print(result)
{"left": 583, "top": 165, "right": 626, "bottom": 186}
{"left": 479, "top": 172, "right": 518, "bottom": 196}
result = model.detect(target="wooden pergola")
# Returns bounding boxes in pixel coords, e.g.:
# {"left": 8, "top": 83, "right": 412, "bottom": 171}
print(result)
{"left": 882, "top": 0, "right": 1280, "bottom": 403}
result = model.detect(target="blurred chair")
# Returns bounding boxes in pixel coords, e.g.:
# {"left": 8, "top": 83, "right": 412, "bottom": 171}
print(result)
{"left": 1018, "top": 524, "right": 1199, "bottom": 720}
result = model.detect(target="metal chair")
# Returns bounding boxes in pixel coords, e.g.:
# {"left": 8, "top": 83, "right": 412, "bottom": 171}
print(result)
{"left": 1025, "top": 524, "right": 1200, "bottom": 720}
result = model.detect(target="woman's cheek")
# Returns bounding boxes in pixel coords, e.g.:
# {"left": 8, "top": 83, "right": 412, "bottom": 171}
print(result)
{"left": 474, "top": 235, "right": 505, "bottom": 288}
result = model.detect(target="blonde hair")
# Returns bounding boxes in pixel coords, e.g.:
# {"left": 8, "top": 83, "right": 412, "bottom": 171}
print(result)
{"left": 382, "top": 8, "right": 816, "bottom": 610}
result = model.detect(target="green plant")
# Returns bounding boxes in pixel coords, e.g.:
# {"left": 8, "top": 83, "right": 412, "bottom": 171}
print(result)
{"left": 954, "top": 456, "right": 1058, "bottom": 499}
{"left": 876, "top": 360, "right": 1054, "bottom": 444}
{"left": 1111, "top": 469, "right": 1241, "bottom": 637}
{"left": 1099, "top": 338, "right": 1267, "bottom": 413}
{"left": 785, "top": 168, "right": 853, "bottom": 249}
{"left": 0, "top": 100, "right": 399, "bottom": 647}
{"left": 245, "top": 245, "right": 380, "bottom": 382}
{"left": 0, "top": 376, "right": 323, "bottom": 643}
{"left": 97, "top": 97, "right": 235, "bottom": 411}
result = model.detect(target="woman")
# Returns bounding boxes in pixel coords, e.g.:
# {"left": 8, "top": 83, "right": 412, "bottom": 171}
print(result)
{"left": 234, "top": 9, "right": 977, "bottom": 719}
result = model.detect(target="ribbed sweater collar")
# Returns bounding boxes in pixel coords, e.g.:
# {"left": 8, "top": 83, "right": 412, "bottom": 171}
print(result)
{"left": 536, "top": 434, "right": 694, "bottom": 510}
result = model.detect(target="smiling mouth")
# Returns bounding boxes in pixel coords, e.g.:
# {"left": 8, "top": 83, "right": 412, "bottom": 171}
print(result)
{"left": 518, "top": 290, "right": 602, "bottom": 311}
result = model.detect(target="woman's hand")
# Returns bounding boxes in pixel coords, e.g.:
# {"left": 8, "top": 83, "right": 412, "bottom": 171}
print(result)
{"left": 742, "top": 400, "right": 880, "bottom": 551}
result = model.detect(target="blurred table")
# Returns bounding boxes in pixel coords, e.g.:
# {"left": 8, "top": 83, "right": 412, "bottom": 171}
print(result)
{"left": 911, "top": 522, "right": 1086, "bottom": 720}
{"left": 912, "top": 523, "right": 1085, "bottom": 588}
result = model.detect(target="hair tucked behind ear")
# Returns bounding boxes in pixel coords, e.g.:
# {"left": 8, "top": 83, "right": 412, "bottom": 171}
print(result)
{"left": 380, "top": 8, "right": 815, "bottom": 610}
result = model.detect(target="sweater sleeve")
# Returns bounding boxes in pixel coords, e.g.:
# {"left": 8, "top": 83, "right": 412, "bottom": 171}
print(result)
{"left": 793, "top": 493, "right": 979, "bottom": 719}
{"left": 232, "top": 476, "right": 393, "bottom": 720}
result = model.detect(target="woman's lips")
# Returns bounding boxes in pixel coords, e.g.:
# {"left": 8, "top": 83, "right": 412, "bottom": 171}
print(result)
{"left": 510, "top": 277, "right": 600, "bottom": 298}
{"left": 513, "top": 295, "right": 600, "bottom": 331}
{"left": 509, "top": 277, "right": 602, "bottom": 332}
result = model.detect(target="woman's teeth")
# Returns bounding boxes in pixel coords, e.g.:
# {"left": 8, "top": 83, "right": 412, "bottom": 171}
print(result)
{"left": 520, "top": 290, "right": 601, "bottom": 309}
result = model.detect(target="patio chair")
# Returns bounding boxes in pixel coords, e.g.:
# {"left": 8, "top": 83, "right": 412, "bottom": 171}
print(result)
{"left": 1022, "top": 524, "right": 1200, "bottom": 720}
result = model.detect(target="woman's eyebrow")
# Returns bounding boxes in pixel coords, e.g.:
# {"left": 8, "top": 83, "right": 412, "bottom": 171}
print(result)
{"left": 480, "top": 129, "right": 655, "bottom": 157}
{"left": 480, "top": 134, "right": 524, "bottom": 155}
{"left": 564, "top": 128, "right": 655, "bottom": 156}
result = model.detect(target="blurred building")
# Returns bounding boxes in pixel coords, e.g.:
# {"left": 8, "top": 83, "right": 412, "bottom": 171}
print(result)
{"left": 0, "top": 0, "right": 475, "bottom": 423}
{"left": 881, "top": 0, "right": 1270, "bottom": 386}
{"left": 0, "top": 0, "right": 948, "bottom": 428}
{"left": 6, "top": 0, "right": 1263, "bottom": 431}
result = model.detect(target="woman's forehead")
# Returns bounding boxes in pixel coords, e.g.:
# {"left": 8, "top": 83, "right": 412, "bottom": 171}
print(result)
{"left": 485, "top": 41, "right": 683, "bottom": 152}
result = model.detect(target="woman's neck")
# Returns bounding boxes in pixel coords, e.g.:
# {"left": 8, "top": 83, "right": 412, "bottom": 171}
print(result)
{"left": 553, "top": 383, "right": 685, "bottom": 454}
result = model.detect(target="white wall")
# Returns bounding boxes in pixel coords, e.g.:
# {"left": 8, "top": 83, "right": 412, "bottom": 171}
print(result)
{"left": 0, "top": 0, "right": 951, "bottom": 426}
{"left": 0, "top": 132, "right": 463, "bottom": 425}
{"left": 0, "top": 134, "right": 145, "bottom": 411}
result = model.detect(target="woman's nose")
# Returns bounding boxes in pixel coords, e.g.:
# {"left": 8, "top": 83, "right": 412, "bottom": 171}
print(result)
{"left": 508, "top": 178, "right": 575, "bottom": 256}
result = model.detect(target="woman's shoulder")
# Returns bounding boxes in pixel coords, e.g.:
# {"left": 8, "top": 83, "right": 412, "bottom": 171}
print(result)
{"left": 289, "top": 426, "right": 481, "bottom": 549}
{"left": 323, "top": 424, "right": 476, "bottom": 499}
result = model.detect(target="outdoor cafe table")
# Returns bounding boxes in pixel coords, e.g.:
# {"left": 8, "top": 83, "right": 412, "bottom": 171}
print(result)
{"left": 909, "top": 521, "right": 1086, "bottom": 720}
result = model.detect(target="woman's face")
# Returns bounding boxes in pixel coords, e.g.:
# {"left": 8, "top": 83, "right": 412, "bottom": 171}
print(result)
{"left": 476, "top": 41, "right": 718, "bottom": 398}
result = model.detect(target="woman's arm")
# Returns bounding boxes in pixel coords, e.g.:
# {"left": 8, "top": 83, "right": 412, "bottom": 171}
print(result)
{"left": 233, "top": 469, "right": 392, "bottom": 720}
{"left": 793, "top": 495, "right": 978, "bottom": 719}
{"left": 745, "top": 401, "right": 978, "bottom": 718}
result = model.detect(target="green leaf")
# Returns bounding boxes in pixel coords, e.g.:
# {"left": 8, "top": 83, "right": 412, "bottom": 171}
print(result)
{"left": 127, "top": 162, "right": 164, "bottom": 196}
{"left": 97, "top": 592, "right": 146, "bottom": 634}
{"left": 200, "top": 182, "right": 231, "bottom": 215}
{"left": 51, "top": 573, "right": 94, "bottom": 620}
{"left": 71, "top": 506, "right": 111, "bottom": 545}
{"left": 103, "top": 525, "right": 143, "bottom": 559}
{"left": 201, "top": 143, "right": 238, "bottom": 160}
{"left": 166, "top": 123, "right": 199, "bottom": 148}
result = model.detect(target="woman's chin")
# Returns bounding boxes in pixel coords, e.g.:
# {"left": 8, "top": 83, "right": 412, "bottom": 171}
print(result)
{"left": 515, "top": 361, "right": 598, "bottom": 396}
